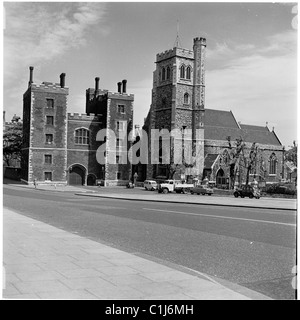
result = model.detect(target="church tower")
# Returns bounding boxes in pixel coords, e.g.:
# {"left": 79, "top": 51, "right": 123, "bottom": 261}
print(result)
{"left": 147, "top": 37, "right": 206, "bottom": 180}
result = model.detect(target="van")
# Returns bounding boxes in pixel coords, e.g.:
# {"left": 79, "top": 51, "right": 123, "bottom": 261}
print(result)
{"left": 144, "top": 180, "right": 158, "bottom": 191}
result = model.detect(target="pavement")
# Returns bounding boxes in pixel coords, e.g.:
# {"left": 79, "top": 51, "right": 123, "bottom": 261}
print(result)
{"left": 7, "top": 180, "right": 296, "bottom": 211}
{"left": 2, "top": 207, "right": 272, "bottom": 300}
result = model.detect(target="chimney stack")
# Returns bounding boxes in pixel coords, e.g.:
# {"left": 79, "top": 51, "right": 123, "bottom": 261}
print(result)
{"left": 117, "top": 82, "right": 122, "bottom": 93}
{"left": 28, "top": 66, "right": 34, "bottom": 87}
{"left": 122, "top": 79, "right": 127, "bottom": 93}
{"left": 95, "top": 77, "right": 100, "bottom": 92}
{"left": 60, "top": 73, "right": 66, "bottom": 88}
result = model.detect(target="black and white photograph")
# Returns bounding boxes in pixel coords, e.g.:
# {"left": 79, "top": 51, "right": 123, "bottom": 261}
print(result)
{"left": 1, "top": 1, "right": 298, "bottom": 303}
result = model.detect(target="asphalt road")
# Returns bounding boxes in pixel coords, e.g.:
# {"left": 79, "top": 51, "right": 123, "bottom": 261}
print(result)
{"left": 3, "top": 185, "right": 297, "bottom": 300}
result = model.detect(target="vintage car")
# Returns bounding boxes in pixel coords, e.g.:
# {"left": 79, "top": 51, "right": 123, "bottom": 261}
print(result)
{"left": 190, "top": 185, "right": 214, "bottom": 195}
{"left": 233, "top": 185, "right": 260, "bottom": 199}
{"left": 144, "top": 180, "right": 158, "bottom": 191}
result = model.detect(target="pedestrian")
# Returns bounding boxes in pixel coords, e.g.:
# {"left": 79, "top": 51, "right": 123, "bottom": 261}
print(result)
{"left": 33, "top": 178, "right": 37, "bottom": 189}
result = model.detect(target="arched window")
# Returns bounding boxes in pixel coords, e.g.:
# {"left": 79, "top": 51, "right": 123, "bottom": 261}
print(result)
{"left": 166, "top": 66, "right": 171, "bottom": 79}
{"left": 186, "top": 66, "right": 191, "bottom": 80}
{"left": 162, "top": 67, "right": 166, "bottom": 81}
{"left": 180, "top": 65, "right": 185, "bottom": 79}
{"left": 183, "top": 93, "right": 189, "bottom": 104}
{"left": 75, "top": 128, "right": 89, "bottom": 145}
{"left": 269, "top": 153, "right": 277, "bottom": 175}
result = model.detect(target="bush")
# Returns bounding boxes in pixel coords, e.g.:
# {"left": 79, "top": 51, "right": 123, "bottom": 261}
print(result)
{"left": 265, "top": 183, "right": 296, "bottom": 195}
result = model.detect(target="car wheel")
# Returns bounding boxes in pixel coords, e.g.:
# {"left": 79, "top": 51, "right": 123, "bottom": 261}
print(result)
{"left": 202, "top": 193, "right": 206, "bottom": 195}
{"left": 162, "top": 188, "right": 168, "bottom": 194}
{"left": 241, "top": 195, "right": 245, "bottom": 198}
{"left": 208, "top": 193, "right": 212, "bottom": 196}
{"left": 197, "top": 193, "right": 200, "bottom": 195}
{"left": 234, "top": 192, "right": 239, "bottom": 198}
{"left": 249, "top": 194, "right": 254, "bottom": 199}
{"left": 190, "top": 191, "right": 194, "bottom": 195}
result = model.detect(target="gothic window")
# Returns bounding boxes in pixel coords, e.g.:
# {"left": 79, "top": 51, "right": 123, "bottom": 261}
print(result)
{"left": 186, "top": 66, "right": 191, "bottom": 80}
{"left": 166, "top": 66, "right": 171, "bottom": 80}
{"left": 162, "top": 67, "right": 166, "bottom": 81}
{"left": 183, "top": 93, "right": 189, "bottom": 104}
{"left": 269, "top": 153, "right": 277, "bottom": 175}
{"left": 75, "top": 128, "right": 89, "bottom": 145}
{"left": 180, "top": 65, "right": 185, "bottom": 79}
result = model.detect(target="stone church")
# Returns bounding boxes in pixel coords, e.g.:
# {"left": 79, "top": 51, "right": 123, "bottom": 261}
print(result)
{"left": 140, "top": 37, "right": 284, "bottom": 188}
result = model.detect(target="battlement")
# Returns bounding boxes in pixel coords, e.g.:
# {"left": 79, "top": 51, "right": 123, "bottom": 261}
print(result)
{"left": 107, "top": 92, "right": 134, "bottom": 100}
{"left": 30, "top": 82, "right": 69, "bottom": 93}
{"left": 193, "top": 37, "right": 206, "bottom": 46}
{"left": 68, "top": 113, "right": 102, "bottom": 121}
{"left": 156, "top": 47, "right": 194, "bottom": 62}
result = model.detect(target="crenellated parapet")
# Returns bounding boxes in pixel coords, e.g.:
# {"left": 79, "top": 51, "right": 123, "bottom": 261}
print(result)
{"left": 67, "top": 113, "right": 102, "bottom": 121}
{"left": 107, "top": 92, "right": 134, "bottom": 101}
{"left": 156, "top": 47, "right": 194, "bottom": 63}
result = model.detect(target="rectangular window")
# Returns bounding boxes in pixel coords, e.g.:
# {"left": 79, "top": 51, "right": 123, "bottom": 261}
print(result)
{"left": 46, "top": 116, "right": 54, "bottom": 125}
{"left": 46, "top": 99, "right": 54, "bottom": 108}
{"left": 116, "top": 138, "right": 122, "bottom": 148}
{"left": 44, "top": 155, "right": 52, "bottom": 164}
{"left": 75, "top": 128, "right": 89, "bottom": 145}
{"left": 44, "top": 172, "right": 52, "bottom": 181}
{"left": 116, "top": 155, "right": 120, "bottom": 164}
{"left": 117, "top": 172, "right": 121, "bottom": 180}
{"left": 118, "top": 105, "right": 125, "bottom": 114}
{"left": 116, "top": 121, "right": 126, "bottom": 132}
{"left": 45, "top": 134, "right": 53, "bottom": 144}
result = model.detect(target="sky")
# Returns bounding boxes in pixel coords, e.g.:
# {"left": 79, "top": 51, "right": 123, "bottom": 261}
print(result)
{"left": 2, "top": 1, "right": 298, "bottom": 148}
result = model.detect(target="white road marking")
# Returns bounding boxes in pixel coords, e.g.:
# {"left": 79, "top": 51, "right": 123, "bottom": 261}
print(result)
{"left": 142, "top": 208, "right": 296, "bottom": 227}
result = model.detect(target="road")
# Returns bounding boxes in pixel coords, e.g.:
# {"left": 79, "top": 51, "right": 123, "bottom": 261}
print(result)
{"left": 3, "top": 185, "right": 297, "bottom": 299}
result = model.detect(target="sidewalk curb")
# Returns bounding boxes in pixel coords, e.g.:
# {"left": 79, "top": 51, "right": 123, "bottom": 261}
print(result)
{"left": 74, "top": 192, "right": 296, "bottom": 211}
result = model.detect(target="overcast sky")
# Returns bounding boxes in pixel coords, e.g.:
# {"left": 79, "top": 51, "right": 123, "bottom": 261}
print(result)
{"left": 2, "top": 1, "right": 298, "bottom": 148}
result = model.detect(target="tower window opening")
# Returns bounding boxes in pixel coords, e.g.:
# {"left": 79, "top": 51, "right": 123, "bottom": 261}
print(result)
{"left": 186, "top": 66, "right": 191, "bottom": 80}
{"left": 180, "top": 65, "right": 185, "bottom": 79}
{"left": 162, "top": 67, "right": 166, "bottom": 81}
{"left": 184, "top": 93, "right": 189, "bottom": 104}
{"left": 166, "top": 66, "right": 171, "bottom": 80}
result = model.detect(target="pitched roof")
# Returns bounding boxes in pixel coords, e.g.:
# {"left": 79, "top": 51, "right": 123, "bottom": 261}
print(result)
{"left": 204, "top": 109, "right": 239, "bottom": 128}
{"left": 204, "top": 154, "right": 219, "bottom": 169}
{"left": 204, "top": 109, "right": 282, "bottom": 146}
{"left": 239, "top": 124, "right": 269, "bottom": 132}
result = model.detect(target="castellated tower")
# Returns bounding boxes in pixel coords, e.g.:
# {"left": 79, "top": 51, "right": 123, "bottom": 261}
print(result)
{"left": 22, "top": 67, "right": 68, "bottom": 184}
{"left": 146, "top": 37, "right": 206, "bottom": 180}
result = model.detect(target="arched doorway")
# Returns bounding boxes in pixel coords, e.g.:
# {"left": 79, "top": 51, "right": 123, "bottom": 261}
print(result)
{"left": 87, "top": 174, "right": 96, "bottom": 186}
{"left": 68, "top": 165, "right": 86, "bottom": 185}
{"left": 216, "top": 168, "right": 226, "bottom": 187}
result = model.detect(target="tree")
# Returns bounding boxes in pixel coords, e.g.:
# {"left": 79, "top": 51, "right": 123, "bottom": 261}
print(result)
{"left": 3, "top": 121, "right": 23, "bottom": 167}
{"left": 285, "top": 141, "right": 297, "bottom": 167}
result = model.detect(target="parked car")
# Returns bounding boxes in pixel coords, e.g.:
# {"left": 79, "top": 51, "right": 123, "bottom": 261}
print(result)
{"left": 234, "top": 185, "right": 260, "bottom": 199}
{"left": 190, "top": 185, "right": 214, "bottom": 195}
{"left": 144, "top": 180, "right": 158, "bottom": 191}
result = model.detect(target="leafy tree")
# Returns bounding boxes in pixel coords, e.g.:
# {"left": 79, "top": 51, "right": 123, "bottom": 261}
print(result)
{"left": 285, "top": 141, "right": 297, "bottom": 167}
{"left": 3, "top": 121, "right": 23, "bottom": 167}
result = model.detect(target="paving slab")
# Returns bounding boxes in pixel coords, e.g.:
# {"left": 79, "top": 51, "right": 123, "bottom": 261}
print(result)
{"left": 2, "top": 207, "right": 272, "bottom": 300}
